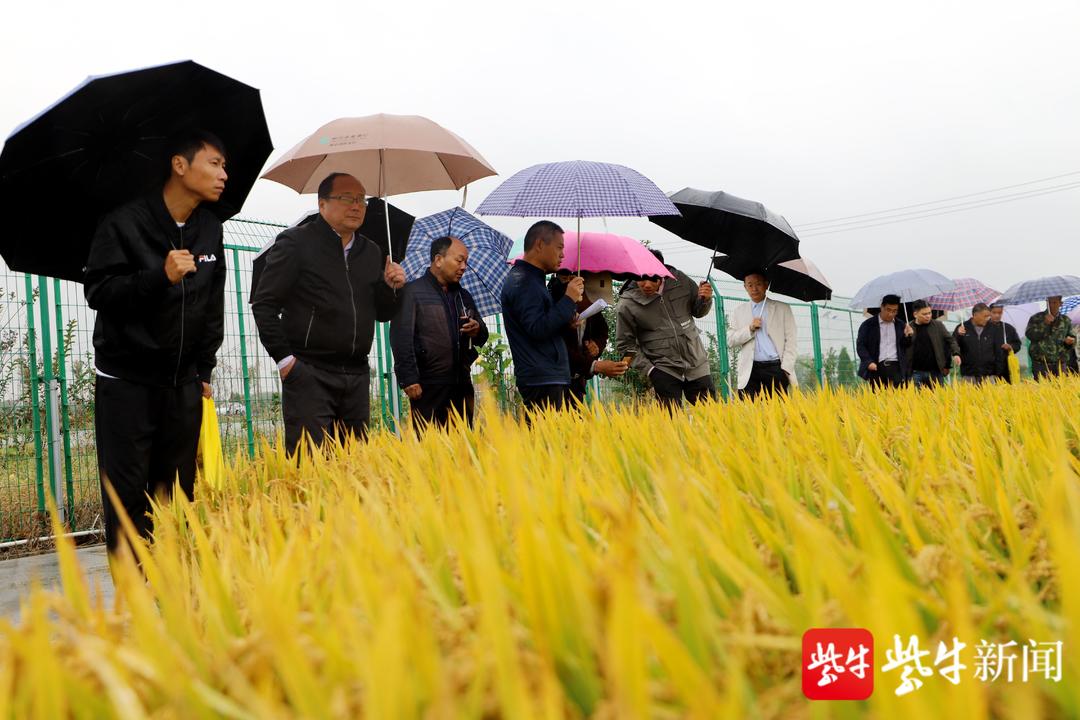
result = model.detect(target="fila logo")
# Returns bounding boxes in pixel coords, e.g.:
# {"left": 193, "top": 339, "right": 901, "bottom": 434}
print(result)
{"left": 197, "top": 254, "right": 217, "bottom": 263}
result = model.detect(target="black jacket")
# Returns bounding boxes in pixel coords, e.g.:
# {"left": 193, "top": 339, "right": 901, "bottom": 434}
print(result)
{"left": 903, "top": 319, "right": 960, "bottom": 374}
{"left": 549, "top": 277, "right": 608, "bottom": 393}
{"left": 251, "top": 215, "right": 400, "bottom": 372}
{"left": 500, "top": 260, "right": 575, "bottom": 387}
{"left": 988, "top": 320, "right": 1022, "bottom": 379}
{"left": 84, "top": 193, "right": 225, "bottom": 386}
{"left": 954, "top": 320, "right": 1000, "bottom": 377}
{"left": 856, "top": 316, "right": 913, "bottom": 379}
{"left": 389, "top": 270, "right": 489, "bottom": 387}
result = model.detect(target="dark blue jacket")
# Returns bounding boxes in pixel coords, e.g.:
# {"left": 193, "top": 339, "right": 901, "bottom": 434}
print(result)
{"left": 500, "top": 260, "right": 575, "bottom": 387}
{"left": 856, "top": 315, "right": 913, "bottom": 380}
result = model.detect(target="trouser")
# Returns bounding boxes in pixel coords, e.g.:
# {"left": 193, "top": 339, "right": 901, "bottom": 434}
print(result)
{"left": 911, "top": 369, "right": 945, "bottom": 388}
{"left": 739, "top": 360, "right": 790, "bottom": 400}
{"left": 866, "top": 361, "right": 904, "bottom": 389}
{"left": 518, "top": 384, "right": 569, "bottom": 414}
{"left": 94, "top": 376, "right": 202, "bottom": 554}
{"left": 650, "top": 369, "right": 716, "bottom": 408}
{"left": 1031, "top": 359, "right": 1069, "bottom": 381}
{"left": 282, "top": 360, "right": 370, "bottom": 454}
{"left": 409, "top": 383, "right": 475, "bottom": 432}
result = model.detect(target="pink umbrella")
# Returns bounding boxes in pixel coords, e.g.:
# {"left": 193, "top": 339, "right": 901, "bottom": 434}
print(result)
{"left": 512, "top": 231, "right": 672, "bottom": 279}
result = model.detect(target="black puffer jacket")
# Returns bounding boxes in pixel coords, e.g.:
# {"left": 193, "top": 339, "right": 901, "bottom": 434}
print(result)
{"left": 390, "top": 270, "right": 488, "bottom": 387}
{"left": 84, "top": 193, "right": 225, "bottom": 386}
{"left": 250, "top": 215, "right": 399, "bottom": 372}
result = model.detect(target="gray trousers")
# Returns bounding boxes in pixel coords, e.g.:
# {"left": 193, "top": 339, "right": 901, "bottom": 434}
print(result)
{"left": 281, "top": 360, "right": 370, "bottom": 454}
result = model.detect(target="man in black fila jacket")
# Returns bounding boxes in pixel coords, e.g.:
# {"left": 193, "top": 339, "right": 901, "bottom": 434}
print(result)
{"left": 84, "top": 131, "right": 228, "bottom": 554}
{"left": 252, "top": 172, "right": 406, "bottom": 454}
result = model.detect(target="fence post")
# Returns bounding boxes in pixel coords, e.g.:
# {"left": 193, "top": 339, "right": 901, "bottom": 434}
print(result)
{"left": 232, "top": 249, "right": 256, "bottom": 459}
{"left": 382, "top": 322, "right": 401, "bottom": 432}
{"left": 24, "top": 274, "right": 45, "bottom": 513}
{"left": 847, "top": 308, "right": 857, "bottom": 357}
{"left": 36, "top": 277, "right": 65, "bottom": 524}
{"left": 711, "top": 287, "right": 730, "bottom": 400}
{"left": 53, "top": 278, "right": 75, "bottom": 523}
{"left": 494, "top": 315, "right": 507, "bottom": 410}
{"left": 810, "top": 303, "right": 824, "bottom": 387}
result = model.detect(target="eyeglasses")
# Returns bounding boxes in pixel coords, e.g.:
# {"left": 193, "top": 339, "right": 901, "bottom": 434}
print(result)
{"left": 327, "top": 194, "right": 365, "bottom": 206}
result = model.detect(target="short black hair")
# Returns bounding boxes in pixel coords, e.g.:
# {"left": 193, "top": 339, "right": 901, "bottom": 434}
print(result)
{"left": 972, "top": 302, "right": 990, "bottom": 315}
{"left": 880, "top": 294, "right": 901, "bottom": 308}
{"left": 430, "top": 236, "right": 454, "bottom": 262}
{"left": 744, "top": 268, "right": 769, "bottom": 282}
{"left": 649, "top": 248, "right": 665, "bottom": 264}
{"left": 523, "top": 220, "right": 563, "bottom": 252}
{"left": 989, "top": 303, "right": 1004, "bottom": 310}
{"left": 912, "top": 299, "right": 931, "bottom": 312}
{"left": 317, "top": 172, "right": 352, "bottom": 200}
{"left": 165, "top": 130, "right": 226, "bottom": 178}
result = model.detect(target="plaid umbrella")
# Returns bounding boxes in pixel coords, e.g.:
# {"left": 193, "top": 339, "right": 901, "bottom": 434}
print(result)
{"left": 995, "top": 275, "right": 1080, "bottom": 305}
{"left": 926, "top": 277, "right": 1000, "bottom": 311}
{"left": 1060, "top": 295, "right": 1080, "bottom": 314}
{"left": 402, "top": 207, "right": 512, "bottom": 318}
{"left": 474, "top": 160, "right": 678, "bottom": 218}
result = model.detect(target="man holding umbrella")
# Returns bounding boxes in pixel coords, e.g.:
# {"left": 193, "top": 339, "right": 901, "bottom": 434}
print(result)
{"left": 251, "top": 172, "right": 406, "bottom": 453}
{"left": 84, "top": 131, "right": 228, "bottom": 554}
{"left": 856, "top": 295, "right": 914, "bottom": 388}
{"left": 1025, "top": 296, "right": 1075, "bottom": 380}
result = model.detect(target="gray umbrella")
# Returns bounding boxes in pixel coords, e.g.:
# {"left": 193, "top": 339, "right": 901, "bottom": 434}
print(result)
{"left": 849, "top": 269, "right": 955, "bottom": 310}
{"left": 994, "top": 275, "right": 1080, "bottom": 305}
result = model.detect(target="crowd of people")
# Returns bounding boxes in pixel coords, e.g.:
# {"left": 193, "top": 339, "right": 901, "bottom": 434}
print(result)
{"left": 83, "top": 137, "right": 1076, "bottom": 554}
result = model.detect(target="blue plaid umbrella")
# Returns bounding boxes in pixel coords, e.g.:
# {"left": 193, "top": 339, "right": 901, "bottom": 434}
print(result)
{"left": 1060, "top": 295, "right": 1080, "bottom": 314}
{"left": 995, "top": 275, "right": 1080, "bottom": 305}
{"left": 402, "top": 207, "right": 512, "bottom": 318}
{"left": 475, "top": 160, "right": 679, "bottom": 218}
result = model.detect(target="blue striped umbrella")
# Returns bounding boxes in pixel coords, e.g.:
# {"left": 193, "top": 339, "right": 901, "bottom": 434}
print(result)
{"left": 1060, "top": 295, "right": 1080, "bottom": 314}
{"left": 475, "top": 160, "right": 678, "bottom": 218}
{"left": 401, "top": 207, "right": 512, "bottom": 319}
{"left": 995, "top": 276, "right": 1080, "bottom": 305}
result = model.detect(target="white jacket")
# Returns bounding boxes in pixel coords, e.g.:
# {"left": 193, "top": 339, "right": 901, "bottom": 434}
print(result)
{"left": 726, "top": 298, "right": 799, "bottom": 390}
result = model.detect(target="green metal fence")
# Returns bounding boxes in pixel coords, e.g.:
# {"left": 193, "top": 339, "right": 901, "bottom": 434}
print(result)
{"left": 0, "top": 217, "right": 1028, "bottom": 541}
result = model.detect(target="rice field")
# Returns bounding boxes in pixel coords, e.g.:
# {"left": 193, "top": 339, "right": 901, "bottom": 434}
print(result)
{"left": 2, "top": 378, "right": 1078, "bottom": 719}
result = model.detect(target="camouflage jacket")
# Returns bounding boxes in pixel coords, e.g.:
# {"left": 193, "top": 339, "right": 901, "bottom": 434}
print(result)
{"left": 1025, "top": 311, "right": 1074, "bottom": 362}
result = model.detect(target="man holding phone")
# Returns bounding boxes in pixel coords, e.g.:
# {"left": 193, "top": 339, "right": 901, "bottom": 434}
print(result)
{"left": 390, "top": 236, "right": 488, "bottom": 430}
{"left": 615, "top": 249, "right": 716, "bottom": 408}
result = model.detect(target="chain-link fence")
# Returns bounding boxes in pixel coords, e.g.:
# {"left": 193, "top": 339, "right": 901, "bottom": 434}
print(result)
{"left": 0, "top": 219, "right": 1031, "bottom": 542}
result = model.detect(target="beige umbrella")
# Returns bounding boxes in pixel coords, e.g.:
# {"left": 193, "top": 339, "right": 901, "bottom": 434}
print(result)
{"left": 261, "top": 114, "right": 496, "bottom": 200}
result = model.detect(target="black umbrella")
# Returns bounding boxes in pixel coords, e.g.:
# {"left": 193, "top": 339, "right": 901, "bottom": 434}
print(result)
{"left": 649, "top": 188, "right": 801, "bottom": 276}
{"left": 249, "top": 199, "right": 415, "bottom": 300}
{"left": 713, "top": 255, "right": 833, "bottom": 302}
{"left": 0, "top": 60, "right": 273, "bottom": 281}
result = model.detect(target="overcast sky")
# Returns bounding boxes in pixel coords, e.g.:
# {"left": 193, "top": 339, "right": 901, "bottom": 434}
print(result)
{"left": 3, "top": 0, "right": 1077, "bottom": 296}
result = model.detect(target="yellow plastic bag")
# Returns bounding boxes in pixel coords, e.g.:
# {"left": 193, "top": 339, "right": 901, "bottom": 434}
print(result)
{"left": 1007, "top": 352, "right": 1021, "bottom": 385}
{"left": 199, "top": 396, "right": 225, "bottom": 490}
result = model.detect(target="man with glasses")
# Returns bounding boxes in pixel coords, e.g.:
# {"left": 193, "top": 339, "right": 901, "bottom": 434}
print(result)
{"left": 726, "top": 270, "right": 798, "bottom": 399}
{"left": 252, "top": 172, "right": 406, "bottom": 453}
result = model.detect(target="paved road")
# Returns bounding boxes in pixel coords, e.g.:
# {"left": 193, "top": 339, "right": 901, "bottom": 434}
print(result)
{"left": 1, "top": 544, "right": 113, "bottom": 622}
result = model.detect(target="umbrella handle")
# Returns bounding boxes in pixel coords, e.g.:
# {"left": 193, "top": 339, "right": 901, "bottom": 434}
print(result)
{"left": 461, "top": 183, "right": 468, "bottom": 209}
{"left": 705, "top": 243, "right": 719, "bottom": 282}
{"left": 576, "top": 216, "right": 582, "bottom": 277}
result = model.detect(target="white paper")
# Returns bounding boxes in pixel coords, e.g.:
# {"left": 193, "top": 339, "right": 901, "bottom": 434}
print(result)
{"left": 577, "top": 298, "right": 609, "bottom": 321}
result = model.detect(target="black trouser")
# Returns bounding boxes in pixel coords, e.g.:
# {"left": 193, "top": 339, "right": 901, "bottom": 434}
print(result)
{"left": 518, "top": 384, "right": 569, "bottom": 414}
{"left": 650, "top": 369, "right": 716, "bottom": 408}
{"left": 739, "top": 360, "right": 790, "bottom": 400}
{"left": 409, "top": 383, "right": 475, "bottom": 433}
{"left": 866, "top": 361, "right": 905, "bottom": 389}
{"left": 1031, "top": 359, "right": 1070, "bottom": 381}
{"left": 94, "top": 376, "right": 202, "bottom": 553}
{"left": 282, "top": 360, "right": 370, "bottom": 454}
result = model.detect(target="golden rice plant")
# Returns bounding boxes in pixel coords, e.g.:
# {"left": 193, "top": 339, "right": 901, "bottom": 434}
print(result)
{"left": 1, "top": 376, "right": 1078, "bottom": 718}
